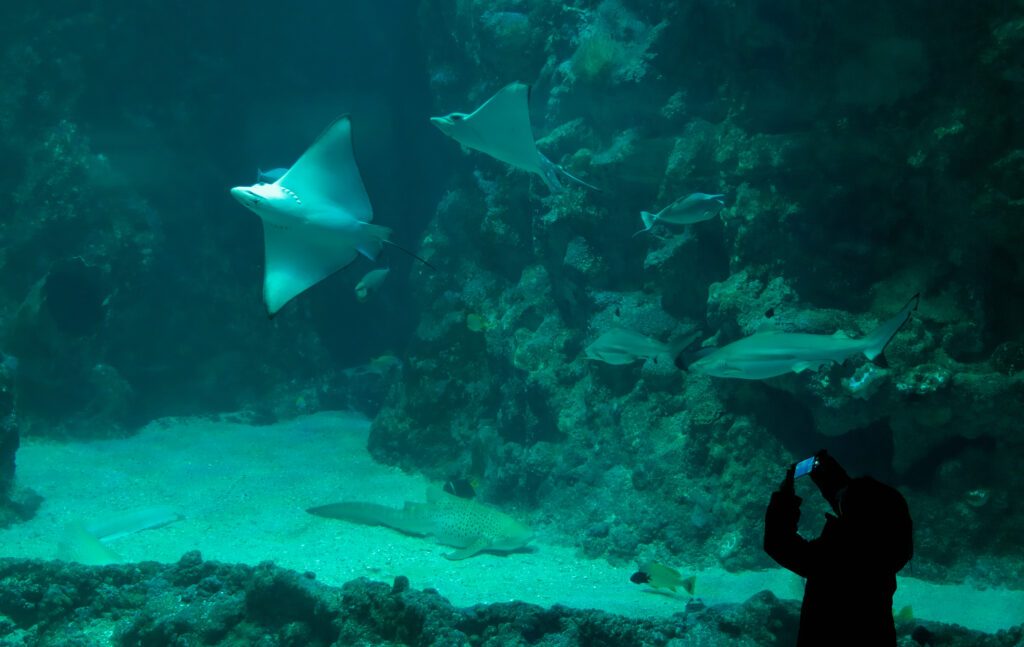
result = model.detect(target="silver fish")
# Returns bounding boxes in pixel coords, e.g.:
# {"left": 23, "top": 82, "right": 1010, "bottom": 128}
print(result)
{"left": 636, "top": 193, "right": 725, "bottom": 235}
{"left": 355, "top": 267, "right": 390, "bottom": 302}
{"left": 688, "top": 295, "right": 919, "bottom": 379}
{"left": 256, "top": 167, "right": 288, "bottom": 184}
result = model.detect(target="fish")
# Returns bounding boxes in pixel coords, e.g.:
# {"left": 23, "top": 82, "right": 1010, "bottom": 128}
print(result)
{"left": 430, "top": 82, "right": 598, "bottom": 192}
{"left": 442, "top": 477, "right": 477, "bottom": 499}
{"left": 635, "top": 193, "right": 725, "bottom": 235}
{"left": 230, "top": 116, "right": 392, "bottom": 316}
{"left": 630, "top": 561, "right": 696, "bottom": 594}
{"left": 466, "top": 313, "right": 493, "bottom": 332}
{"left": 355, "top": 267, "right": 389, "bottom": 302}
{"left": 256, "top": 167, "right": 288, "bottom": 184}
{"left": 344, "top": 354, "right": 402, "bottom": 379}
{"left": 365, "top": 354, "right": 402, "bottom": 375}
{"left": 687, "top": 294, "right": 919, "bottom": 380}
{"left": 585, "top": 328, "right": 699, "bottom": 366}
{"left": 894, "top": 605, "right": 914, "bottom": 623}
{"left": 58, "top": 522, "right": 122, "bottom": 566}
{"left": 307, "top": 486, "right": 533, "bottom": 560}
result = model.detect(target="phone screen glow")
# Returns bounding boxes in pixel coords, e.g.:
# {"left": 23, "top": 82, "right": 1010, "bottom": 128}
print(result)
{"left": 794, "top": 456, "right": 816, "bottom": 479}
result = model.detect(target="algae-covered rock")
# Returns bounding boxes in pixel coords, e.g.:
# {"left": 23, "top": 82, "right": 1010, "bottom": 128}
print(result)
{"left": 371, "top": 0, "right": 1024, "bottom": 591}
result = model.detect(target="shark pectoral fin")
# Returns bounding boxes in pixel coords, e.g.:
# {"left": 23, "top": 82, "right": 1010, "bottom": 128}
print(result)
{"left": 794, "top": 360, "right": 832, "bottom": 374}
{"left": 444, "top": 537, "right": 491, "bottom": 561}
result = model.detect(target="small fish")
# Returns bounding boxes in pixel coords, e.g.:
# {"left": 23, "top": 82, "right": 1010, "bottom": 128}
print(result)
{"left": 347, "top": 354, "right": 402, "bottom": 378}
{"left": 367, "top": 354, "right": 402, "bottom": 374}
{"left": 256, "top": 167, "right": 288, "bottom": 184}
{"left": 894, "top": 605, "right": 914, "bottom": 622}
{"left": 443, "top": 477, "right": 477, "bottom": 499}
{"left": 585, "top": 328, "right": 698, "bottom": 366}
{"left": 686, "top": 294, "right": 919, "bottom": 380}
{"left": 355, "top": 267, "right": 390, "bottom": 302}
{"left": 630, "top": 562, "right": 696, "bottom": 594}
{"left": 466, "top": 313, "right": 493, "bottom": 332}
{"left": 635, "top": 193, "right": 725, "bottom": 235}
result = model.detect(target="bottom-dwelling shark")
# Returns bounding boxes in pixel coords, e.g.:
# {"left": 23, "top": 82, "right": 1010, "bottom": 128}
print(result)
{"left": 307, "top": 486, "right": 533, "bottom": 560}
{"left": 687, "top": 294, "right": 919, "bottom": 379}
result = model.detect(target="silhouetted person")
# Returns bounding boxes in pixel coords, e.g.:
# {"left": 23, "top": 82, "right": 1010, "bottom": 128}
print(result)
{"left": 764, "top": 450, "right": 913, "bottom": 646}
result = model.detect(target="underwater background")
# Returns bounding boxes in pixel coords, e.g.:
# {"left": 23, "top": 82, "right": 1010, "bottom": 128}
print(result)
{"left": 0, "top": 0, "right": 1022, "bottom": 645}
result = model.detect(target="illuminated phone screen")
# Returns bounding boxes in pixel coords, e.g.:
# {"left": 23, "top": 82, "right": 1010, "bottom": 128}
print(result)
{"left": 794, "top": 456, "right": 816, "bottom": 479}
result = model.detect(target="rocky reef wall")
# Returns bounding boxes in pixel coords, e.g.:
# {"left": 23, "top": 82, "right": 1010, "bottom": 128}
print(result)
{"left": 370, "top": 0, "right": 1024, "bottom": 586}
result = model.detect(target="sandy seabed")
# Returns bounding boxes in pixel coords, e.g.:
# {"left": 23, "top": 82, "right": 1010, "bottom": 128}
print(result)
{"left": 1, "top": 411, "right": 1020, "bottom": 633}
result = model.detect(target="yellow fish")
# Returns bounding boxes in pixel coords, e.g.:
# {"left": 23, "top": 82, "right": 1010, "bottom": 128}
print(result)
{"left": 630, "top": 561, "right": 696, "bottom": 594}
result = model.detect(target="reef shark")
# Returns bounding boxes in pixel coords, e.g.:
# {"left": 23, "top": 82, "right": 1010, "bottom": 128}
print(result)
{"left": 687, "top": 295, "right": 919, "bottom": 379}
{"left": 307, "top": 486, "right": 533, "bottom": 560}
{"left": 230, "top": 116, "right": 390, "bottom": 316}
{"left": 430, "top": 82, "right": 598, "bottom": 192}
{"left": 585, "top": 328, "right": 700, "bottom": 366}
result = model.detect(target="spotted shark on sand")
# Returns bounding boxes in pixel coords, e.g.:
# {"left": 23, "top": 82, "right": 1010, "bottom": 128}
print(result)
{"left": 307, "top": 486, "right": 533, "bottom": 560}
{"left": 431, "top": 82, "right": 599, "bottom": 193}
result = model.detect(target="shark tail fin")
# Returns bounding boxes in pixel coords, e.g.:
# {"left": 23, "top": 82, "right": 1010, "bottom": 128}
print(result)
{"left": 861, "top": 293, "right": 920, "bottom": 361}
{"left": 357, "top": 223, "right": 392, "bottom": 260}
{"left": 667, "top": 329, "right": 702, "bottom": 364}
{"left": 637, "top": 211, "right": 657, "bottom": 234}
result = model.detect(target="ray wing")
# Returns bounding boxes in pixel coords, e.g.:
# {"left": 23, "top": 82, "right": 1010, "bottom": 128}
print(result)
{"left": 278, "top": 115, "right": 373, "bottom": 223}
{"left": 262, "top": 221, "right": 359, "bottom": 316}
{"left": 456, "top": 83, "right": 543, "bottom": 174}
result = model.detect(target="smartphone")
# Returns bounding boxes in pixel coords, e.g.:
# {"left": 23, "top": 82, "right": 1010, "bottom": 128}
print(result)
{"left": 794, "top": 456, "right": 817, "bottom": 479}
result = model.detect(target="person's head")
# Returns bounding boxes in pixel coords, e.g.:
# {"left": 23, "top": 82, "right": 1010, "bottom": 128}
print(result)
{"left": 809, "top": 450, "right": 851, "bottom": 512}
{"left": 837, "top": 476, "right": 914, "bottom": 571}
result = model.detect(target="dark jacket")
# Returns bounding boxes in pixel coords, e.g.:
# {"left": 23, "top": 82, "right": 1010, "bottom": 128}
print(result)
{"left": 764, "top": 477, "right": 913, "bottom": 647}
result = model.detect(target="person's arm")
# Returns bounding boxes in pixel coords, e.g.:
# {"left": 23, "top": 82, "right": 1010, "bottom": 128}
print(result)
{"left": 763, "top": 464, "right": 827, "bottom": 578}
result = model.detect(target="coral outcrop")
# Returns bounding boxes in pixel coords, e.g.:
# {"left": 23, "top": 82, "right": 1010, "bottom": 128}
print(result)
{"left": 370, "top": 0, "right": 1024, "bottom": 589}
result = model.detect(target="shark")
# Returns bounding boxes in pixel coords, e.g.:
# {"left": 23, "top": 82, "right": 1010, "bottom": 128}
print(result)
{"left": 230, "top": 115, "right": 390, "bottom": 316}
{"left": 585, "top": 328, "right": 700, "bottom": 366}
{"left": 430, "top": 82, "right": 598, "bottom": 192}
{"left": 687, "top": 295, "right": 919, "bottom": 379}
{"left": 307, "top": 486, "right": 533, "bottom": 560}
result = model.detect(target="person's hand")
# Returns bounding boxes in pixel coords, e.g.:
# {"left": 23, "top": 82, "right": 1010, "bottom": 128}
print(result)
{"left": 768, "top": 464, "right": 801, "bottom": 528}
{"left": 779, "top": 463, "right": 796, "bottom": 496}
